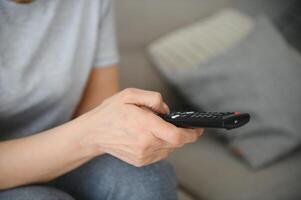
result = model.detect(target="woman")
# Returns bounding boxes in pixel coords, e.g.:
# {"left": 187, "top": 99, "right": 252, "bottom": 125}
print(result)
{"left": 0, "top": 0, "right": 203, "bottom": 199}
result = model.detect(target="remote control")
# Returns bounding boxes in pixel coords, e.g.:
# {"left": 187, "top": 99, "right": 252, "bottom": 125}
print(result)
{"left": 158, "top": 111, "right": 250, "bottom": 130}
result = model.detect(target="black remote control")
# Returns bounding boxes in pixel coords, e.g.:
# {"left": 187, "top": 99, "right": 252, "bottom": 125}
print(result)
{"left": 158, "top": 111, "right": 250, "bottom": 130}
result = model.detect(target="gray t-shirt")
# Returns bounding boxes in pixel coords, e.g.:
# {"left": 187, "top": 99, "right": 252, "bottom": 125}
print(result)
{"left": 0, "top": 0, "right": 119, "bottom": 140}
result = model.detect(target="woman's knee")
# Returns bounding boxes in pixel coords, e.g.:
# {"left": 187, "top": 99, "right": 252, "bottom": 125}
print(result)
{"left": 103, "top": 156, "right": 178, "bottom": 199}
{"left": 0, "top": 186, "right": 75, "bottom": 200}
{"left": 56, "top": 155, "right": 178, "bottom": 200}
{"left": 115, "top": 158, "right": 178, "bottom": 200}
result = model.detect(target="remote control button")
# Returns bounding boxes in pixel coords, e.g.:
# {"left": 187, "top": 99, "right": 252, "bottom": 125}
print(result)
{"left": 171, "top": 114, "right": 180, "bottom": 119}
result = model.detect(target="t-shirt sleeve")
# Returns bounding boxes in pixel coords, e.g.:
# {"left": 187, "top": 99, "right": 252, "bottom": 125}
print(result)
{"left": 93, "top": 0, "right": 119, "bottom": 68}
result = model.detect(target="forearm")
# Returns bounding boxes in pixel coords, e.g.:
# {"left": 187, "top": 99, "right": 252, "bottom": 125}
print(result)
{"left": 0, "top": 119, "right": 98, "bottom": 190}
{"left": 0, "top": 65, "right": 119, "bottom": 189}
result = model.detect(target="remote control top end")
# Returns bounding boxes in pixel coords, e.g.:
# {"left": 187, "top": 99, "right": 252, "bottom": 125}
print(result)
{"left": 158, "top": 111, "right": 250, "bottom": 130}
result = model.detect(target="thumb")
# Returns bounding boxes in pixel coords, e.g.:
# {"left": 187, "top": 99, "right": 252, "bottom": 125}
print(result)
{"left": 121, "top": 88, "right": 169, "bottom": 114}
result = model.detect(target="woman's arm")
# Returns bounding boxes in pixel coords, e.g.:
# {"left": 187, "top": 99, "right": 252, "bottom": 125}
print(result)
{"left": 0, "top": 120, "right": 98, "bottom": 190}
{"left": 0, "top": 65, "right": 119, "bottom": 190}
{"left": 0, "top": 66, "right": 202, "bottom": 190}
{"left": 73, "top": 65, "right": 119, "bottom": 117}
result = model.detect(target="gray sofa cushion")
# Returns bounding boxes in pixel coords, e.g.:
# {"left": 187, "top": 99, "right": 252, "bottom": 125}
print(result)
{"left": 234, "top": 0, "right": 301, "bottom": 51}
{"left": 169, "top": 134, "right": 301, "bottom": 200}
{"left": 149, "top": 14, "right": 301, "bottom": 168}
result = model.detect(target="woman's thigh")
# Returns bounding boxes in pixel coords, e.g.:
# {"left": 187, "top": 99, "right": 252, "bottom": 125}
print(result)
{"left": 54, "top": 154, "right": 178, "bottom": 200}
{"left": 0, "top": 185, "right": 75, "bottom": 200}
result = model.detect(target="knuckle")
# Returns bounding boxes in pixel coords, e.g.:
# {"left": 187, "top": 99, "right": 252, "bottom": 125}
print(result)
{"left": 139, "top": 138, "right": 151, "bottom": 150}
{"left": 122, "top": 88, "right": 136, "bottom": 98}
{"left": 135, "top": 149, "right": 146, "bottom": 158}
{"left": 185, "top": 130, "right": 199, "bottom": 144}
{"left": 194, "top": 129, "right": 203, "bottom": 138}
{"left": 134, "top": 160, "right": 145, "bottom": 168}
{"left": 132, "top": 162, "right": 140, "bottom": 167}
{"left": 135, "top": 144, "right": 149, "bottom": 157}
{"left": 170, "top": 133, "right": 184, "bottom": 146}
{"left": 192, "top": 134, "right": 199, "bottom": 143}
{"left": 153, "top": 92, "right": 163, "bottom": 103}
{"left": 124, "top": 88, "right": 136, "bottom": 93}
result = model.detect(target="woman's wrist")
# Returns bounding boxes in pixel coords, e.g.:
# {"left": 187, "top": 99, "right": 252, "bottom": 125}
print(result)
{"left": 66, "top": 115, "right": 105, "bottom": 159}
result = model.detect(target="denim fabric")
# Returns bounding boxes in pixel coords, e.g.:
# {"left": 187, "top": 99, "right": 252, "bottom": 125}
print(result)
{"left": 0, "top": 155, "right": 178, "bottom": 200}
{"left": 54, "top": 155, "right": 178, "bottom": 200}
{"left": 0, "top": 186, "right": 75, "bottom": 200}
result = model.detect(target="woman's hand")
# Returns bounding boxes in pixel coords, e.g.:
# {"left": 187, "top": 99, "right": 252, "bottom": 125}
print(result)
{"left": 75, "top": 88, "right": 204, "bottom": 167}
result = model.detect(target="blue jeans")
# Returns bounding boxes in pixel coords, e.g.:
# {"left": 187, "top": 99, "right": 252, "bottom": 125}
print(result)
{"left": 0, "top": 155, "right": 178, "bottom": 200}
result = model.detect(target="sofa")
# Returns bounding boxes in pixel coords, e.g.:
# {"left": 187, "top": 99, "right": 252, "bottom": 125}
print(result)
{"left": 115, "top": 0, "right": 301, "bottom": 199}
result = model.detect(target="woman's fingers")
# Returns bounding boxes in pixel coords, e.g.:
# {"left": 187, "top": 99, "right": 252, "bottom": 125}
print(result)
{"left": 106, "top": 147, "right": 174, "bottom": 168}
{"left": 149, "top": 115, "right": 203, "bottom": 147}
{"left": 83, "top": 88, "right": 205, "bottom": 168}
{"left": 121, "top": 88, "right": 169, "bottom": 114}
